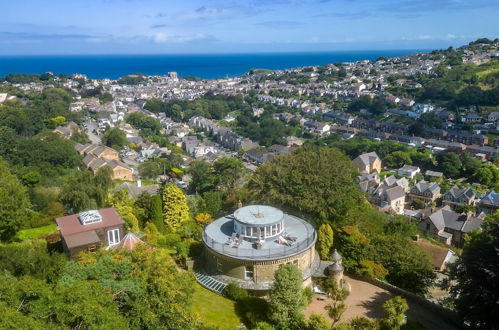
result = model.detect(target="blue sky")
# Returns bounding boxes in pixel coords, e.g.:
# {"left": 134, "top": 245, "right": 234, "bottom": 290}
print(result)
{"left": 1, "top": 0, "right": 498, "bottom": 54}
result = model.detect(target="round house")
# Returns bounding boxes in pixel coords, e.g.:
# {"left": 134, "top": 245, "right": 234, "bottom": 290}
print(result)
{"left": 202, "top": 205, "right": 319, "bottom": 292}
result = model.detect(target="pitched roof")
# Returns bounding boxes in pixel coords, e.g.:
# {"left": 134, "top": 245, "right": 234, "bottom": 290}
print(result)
{"left": 480, "top": 191, "right": 499, "bottom": 206}
{"left": 110, "top": 232, "right": 144, "bottom": 250}
{"left": 385, "top": 186, "right": 405, "bottom": 201}
{"left": 413, "top": 181, "right": 440, "bottom": 194}
{"left": 428, "top": 206, "right": 484, "bottom": 233}
{"left": 354, "top": 151, "right": 380, "bottom": 168}
{"left": 56, "top": 208, "right": 125, "bottom": 237}
{"left": 64, "top": 230, "right": 101, "bottom": 249}
{"left": 444, "top": 186, "right": 474, "bottom": 200}
{"left": 415, "top": 240, "right": 454, "bottom": 270}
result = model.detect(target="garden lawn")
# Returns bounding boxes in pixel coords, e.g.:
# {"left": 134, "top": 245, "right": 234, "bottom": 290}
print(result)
{"left": 192, "top": 283, "right": 241, "bottom": 329}
{"left": 16, "top": 224, "right": 57, "bottom": 240}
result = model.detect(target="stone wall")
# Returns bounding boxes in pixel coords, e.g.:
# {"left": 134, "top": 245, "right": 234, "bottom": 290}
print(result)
{"left": 349, "top": 274, "right": 462, "bottom": 328}
{"left": 205, "top": 245, "right": 316, "bottom": 282}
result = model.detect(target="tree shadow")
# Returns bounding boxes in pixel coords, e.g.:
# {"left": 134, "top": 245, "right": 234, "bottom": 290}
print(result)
{"left": 359, "top": 291, "right": 392, "bottom": 319}
{"left": 234, "top": 296, "right": 269, "bottom": 328}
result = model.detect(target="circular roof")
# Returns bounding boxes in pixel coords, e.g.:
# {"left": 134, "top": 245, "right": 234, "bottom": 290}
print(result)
{"left": 234, "top": 205, "right": 284, "bottom": 226}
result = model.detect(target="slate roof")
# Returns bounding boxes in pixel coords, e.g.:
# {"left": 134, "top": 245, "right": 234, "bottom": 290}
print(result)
{"left": 354, "top": 151, "right": 380, "bottom": 167}
{"left": 385, "top": 186, "right": 406, "bottom": 201}
{"left": 479, "top": 191, "right": 499, "bottom": 207}
{"left": 428, "top": 206, "right": 484, "bottom": 233}
{"left": 444, "top": 186, "right": 474, "bottom": 200}
{"left": 413, "top": 181, "right": 440, "bottom": 194}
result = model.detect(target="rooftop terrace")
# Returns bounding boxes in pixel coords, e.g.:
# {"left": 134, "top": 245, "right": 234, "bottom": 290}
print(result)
{"left": 203, "top": 210, "right": 316, "bottom": 261}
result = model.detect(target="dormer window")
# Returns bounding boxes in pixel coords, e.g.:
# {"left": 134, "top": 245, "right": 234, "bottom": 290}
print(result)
{"left": 79, "top": 210, "right": 102, "bottom": 225}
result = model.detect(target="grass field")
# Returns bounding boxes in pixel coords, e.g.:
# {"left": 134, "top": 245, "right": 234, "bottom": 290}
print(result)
{"left": 192, "top": 283, "right": 242, "bottom": 329}
{"left": 16, "top": 224, "right": 57, "bottom": 240}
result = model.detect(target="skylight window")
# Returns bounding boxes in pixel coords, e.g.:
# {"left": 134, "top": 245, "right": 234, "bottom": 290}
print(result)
{"left": 79, "top": 210, "right": 102, "bottom": 225}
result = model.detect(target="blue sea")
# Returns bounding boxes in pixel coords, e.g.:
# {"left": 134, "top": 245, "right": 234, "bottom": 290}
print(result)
{"left": 0, "top": 50, "right": 425, "bottom": 80}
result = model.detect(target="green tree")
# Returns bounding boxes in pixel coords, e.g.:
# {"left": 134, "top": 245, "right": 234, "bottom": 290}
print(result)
{"left": 0, "top": 160, "right": 32, "bottom": 240}
{"left": 321, "top": 277, "right": 349, "bottom": 327}
{"left": 306, "top": 313, "right": 331, "bottom": 330}
{"left": 102, "top": 127, "right": 127, "bottom": 150}
{"left": 368, "top": 236, "right": 435, "bottom": 295}
{"left": 162, "top": 184, "right": 190, "bottom": 231}
{"left": 448, "top": 211, "right": 499, "bottom": 329}
{"left": 249, "top": 146, "right": 363, "bottom": 223}
{"left": 379, "top": 296, "right": 409, "bottom": 330}
{"left": 150, "top": 194, "right": 166, "bottom": 233}
{"left": 317, "top": 224, "right": 334, "bottom": 260}
{"left": 437, "top": 151, "right": 462, "bottom": 178}
{"left": 268, "top": 264, "right": 306, "bottom": 329}
{"left": 107, "top": 189, "right": 141, "bottom": 232}
{"left": 384, "top": 151, "right": 412, "bottom": 169}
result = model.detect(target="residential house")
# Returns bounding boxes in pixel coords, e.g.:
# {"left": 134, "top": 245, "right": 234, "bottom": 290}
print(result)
{"left": 53, "top": 126, "right": 73, "bottom": 139}
{"left": 408, "top": 181, "right": 441, "bottom": 205}
{"left": 397, "top": 165, "right": 421, "bottom": 178}
{"left": 56, "top": 208, "right": 125, "bottom": 259}
{"left": 419, "top": 206, "right": 485, "bottom": 247}
{"left": 382, "top": 175, "right": 409, "bottom": 192}
{"left": 442, "top": 186, "right": 475, "bottom": 209}
{"left": 425, "top": 170, "right": 443, "bottom": 179}
{"left": 82, "top": 153, "right": 133, "bottom": 181}
{"left": 76, "top": 143, "right": 119, "bottom": 161}
{"left": 268, "top": 144, "right": 290, "bottom": 155}
{"left": 371, "top": 185, "right": 406, "bottom": 214}
{"left": 113, "top": 181, "right": 159, "bottom": 200}
{"left": 477, "top": 191, "right": 499, "bottom": 214}
{"left": 358, "top": 172, "right": 380, "bottom": 193}
{"left": 353, "top": 151, "right": 382, "bottom": 174}
{"left": 244, "top": 148, "right": 275, "bottom": 165}
{"left": 487, "top": 111, "right": 499, "bottom": 122}
{"left": 461, "top": 113, "right": 482, "bottom": 123}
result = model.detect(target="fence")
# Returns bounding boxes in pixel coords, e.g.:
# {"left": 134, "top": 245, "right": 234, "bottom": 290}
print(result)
{"left": 202, "top": 230, "right": 316, "bottom": 260}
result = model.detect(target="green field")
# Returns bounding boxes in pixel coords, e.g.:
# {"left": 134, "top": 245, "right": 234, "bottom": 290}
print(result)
{"left": 192, "top": 283, "right": 242, "bottom": 329}
{"left": 16, "top": 223, "right": 57, "bottom": 240}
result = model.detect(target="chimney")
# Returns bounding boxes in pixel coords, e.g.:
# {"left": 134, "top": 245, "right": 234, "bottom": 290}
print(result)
{"left": 137, "top": 180, "right": 142, "bottom": 188}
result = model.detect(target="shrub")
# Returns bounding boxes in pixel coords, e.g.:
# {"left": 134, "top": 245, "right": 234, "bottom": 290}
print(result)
{"left": 359, "top": 260, "right": 388, "bottom": 279}
{"left": 223, "top": 282, "right": 250, "bottom": 301}
{"left": 303, "top": 286, "right": 314, "bottom": 305}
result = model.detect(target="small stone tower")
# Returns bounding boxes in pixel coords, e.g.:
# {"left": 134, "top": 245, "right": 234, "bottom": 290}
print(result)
{"left": 328, "top": 249, "right": 344, "bottom": 286}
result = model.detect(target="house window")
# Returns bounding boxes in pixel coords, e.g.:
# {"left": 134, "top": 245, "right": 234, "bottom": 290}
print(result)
{"left": 426, "top": 223, "right": 430, "bottom": 231}
{"left": 87, "top": 245, "right": 97, "bottom": 252}
{"left": 216, "top": 258, "right": 223, "bottom": 272}
{"left": 107, "top": 229, "right": 120, "bottom": 246}
{"left": 245, "top": 266, "right": 254, "bottom": 280}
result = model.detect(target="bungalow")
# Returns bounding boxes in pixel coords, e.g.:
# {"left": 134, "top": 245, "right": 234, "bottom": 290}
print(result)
{"left": 408, "top": 181, "right": 441, "bottom": 205}
{"left": 442, "top": 186, "right": 475, "bottom": 209}
{"left": 397, "top": 165, "right": 421, "bottom": 179}
{"left": 56, "top": 208, "right": 125, "bottom": 259}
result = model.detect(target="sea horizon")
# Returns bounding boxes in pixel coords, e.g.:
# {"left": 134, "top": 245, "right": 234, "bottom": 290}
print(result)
{"left": 0, "top": 49, "right": 428, "bottom": 80}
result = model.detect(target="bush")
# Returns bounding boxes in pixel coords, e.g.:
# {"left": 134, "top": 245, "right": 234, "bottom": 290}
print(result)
{"left": 223, "top": 282, "right": 250, "bottom": 301}
{"left": 359, "top": 260, "right": 388, "bottom": 279}
{"left": 303, "top": 286, "right": 314, "bottom": 305}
